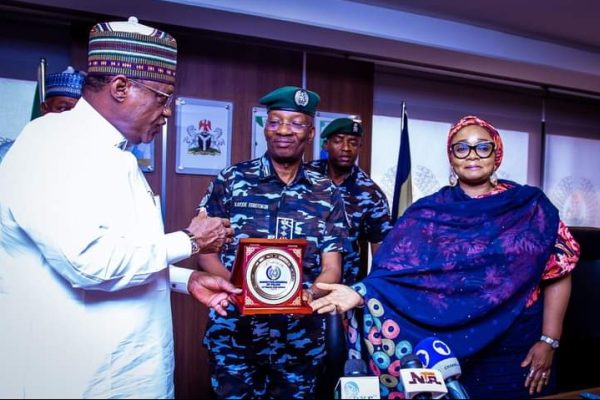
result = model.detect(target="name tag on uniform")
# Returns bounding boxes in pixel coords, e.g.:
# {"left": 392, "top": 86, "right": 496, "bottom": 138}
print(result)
{"left": 276, "top": 217, "right": 295, "bottom": 239}
{"left": 234, "top": 201, "right": 268, "bottom": 210}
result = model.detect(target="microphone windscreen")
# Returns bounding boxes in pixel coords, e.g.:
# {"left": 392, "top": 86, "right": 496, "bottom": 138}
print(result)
{"left": 344, "top": 358, "right": 368, "bottom": 376}
{"left": 414, "top": 337, "right": 462, "bottom": 380}
{"left": 400, "top": 353, "right": 424, "bottom": 369}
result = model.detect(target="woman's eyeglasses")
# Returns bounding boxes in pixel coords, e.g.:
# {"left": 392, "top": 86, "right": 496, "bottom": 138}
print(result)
{"left": 129, "top": 79, "right": 174, "bottom": 109}
{"left": 450, "top": 141, "right": 495, "bottom": 159}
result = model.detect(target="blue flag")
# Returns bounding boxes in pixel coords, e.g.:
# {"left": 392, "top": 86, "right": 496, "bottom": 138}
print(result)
{"left": 391, "top": 102, "right": 412, "bottom": 224}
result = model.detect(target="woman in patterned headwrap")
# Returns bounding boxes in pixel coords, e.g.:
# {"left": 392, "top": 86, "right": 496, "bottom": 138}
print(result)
{"left": 311, "top": 115, "right": 580, "bottom": 399}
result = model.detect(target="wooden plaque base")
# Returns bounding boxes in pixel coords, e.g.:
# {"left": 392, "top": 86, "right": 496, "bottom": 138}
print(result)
{"left": 231, "top": 238, "right": 312, "bottom": 315}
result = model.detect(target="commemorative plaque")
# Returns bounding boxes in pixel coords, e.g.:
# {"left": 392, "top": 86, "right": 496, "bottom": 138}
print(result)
{"left": 231, "top": 238, "right": 312, "bottom": 315}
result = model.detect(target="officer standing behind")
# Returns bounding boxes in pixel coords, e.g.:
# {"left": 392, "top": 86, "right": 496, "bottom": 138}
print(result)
{"left": 306, "top": 118, "right": 392, "bottom": 397}
{"left": 197, "top": 86, "right": 348, "bottom": 399}
{"left": 41, "top": 66, "right": 86, "bottom": 115}
{"left": 0, "top": 66, "right": 86, "bottom": 165}
{"left": 307, "top": 118, "right": 392, "bottom": 285}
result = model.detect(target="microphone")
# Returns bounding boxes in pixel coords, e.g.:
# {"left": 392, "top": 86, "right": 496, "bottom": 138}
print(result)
{"left": 414, "top": 337, "right": 470, "bottom": 399}
{"left": 401, "top": 353, "right": 425, "bottom": 369}
{"left": 399, "top": 354, "right": 448, "bottom": 400}
{"left": 334, "top": 359, "right": 380, "bottom": 399}
{"left": 345, "top": 359, "right": 368, "bottom": 376}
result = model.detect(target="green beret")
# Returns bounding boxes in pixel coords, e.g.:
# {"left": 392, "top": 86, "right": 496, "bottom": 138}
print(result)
{"left": 259, "top": 86, "right": 320, "bottom": 116}
{"left": 321, "top": 118, "right": 363, "bottom": 140}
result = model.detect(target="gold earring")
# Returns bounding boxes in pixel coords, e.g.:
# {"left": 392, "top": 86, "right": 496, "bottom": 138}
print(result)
{"left": 449, "top": 171, "right": 458, "bottom": 187}
{"left": 490, "top": 171, "right": 498, "bottom": 186}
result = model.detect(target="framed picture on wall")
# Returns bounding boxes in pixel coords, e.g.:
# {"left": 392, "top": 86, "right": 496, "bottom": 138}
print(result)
{"left": 0, "top": 77, "right": 37, "bottom": 163}
{"left": 251, "top": 107, "right": 268, "bottom": 159}
{"left": 313, "top": 111, "right": 359, "bottom": 160}
{"left": 175, "top": 97, "right": 233, "bottom": 175}
{"left": 130, "top": 142, "right": 155, "bottom": 172}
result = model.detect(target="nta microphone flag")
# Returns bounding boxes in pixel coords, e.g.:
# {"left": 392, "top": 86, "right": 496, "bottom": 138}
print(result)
{"left": 391, "top": 101, "right": 412, "bottom": 223}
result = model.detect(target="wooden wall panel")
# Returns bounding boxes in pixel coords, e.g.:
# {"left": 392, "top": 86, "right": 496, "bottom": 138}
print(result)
{"left": 306, "top": 54, "right": 374, "bottom": 172}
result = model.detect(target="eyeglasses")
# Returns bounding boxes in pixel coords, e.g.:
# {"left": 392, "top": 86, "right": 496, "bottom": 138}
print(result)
{"left": 450, "top": 141, "right": 495, "bottom": 159}
{"left": 266, "top": 119, "right": 312, "bottom": 133}
{"left": 129, "top": 79, "right": 174, "bottom": 109}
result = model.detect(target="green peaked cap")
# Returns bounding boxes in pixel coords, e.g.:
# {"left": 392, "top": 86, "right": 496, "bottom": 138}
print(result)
{"left": 321, "top": 118, "right": 363, "bottom": 140}
{"left": 259, "top": 86, "right": 320, "bottom": 116}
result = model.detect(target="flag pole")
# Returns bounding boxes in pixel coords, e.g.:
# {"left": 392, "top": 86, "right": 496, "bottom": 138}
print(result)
{"left": 400, "top": 101, "right": 406, "bottom": 139}
{"left": 391, "top": 101, "right": 412, "bottom": 224}
{"left": 38, "top": 57, "right": 47, "bottom": 106}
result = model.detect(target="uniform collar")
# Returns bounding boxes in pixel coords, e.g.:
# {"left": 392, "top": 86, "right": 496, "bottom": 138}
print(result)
{"left": 259, "top": 153, "right": 313, "bottom": 185}
{"left": 318, "top": 159, "right": 358, "bottom": 185}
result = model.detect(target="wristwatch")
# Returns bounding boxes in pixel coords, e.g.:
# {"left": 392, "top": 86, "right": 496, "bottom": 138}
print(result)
{"left": 540, "top": 335, "right": 560, "bottom": 349}
{"left": 182, "top": 229, "right": 200, "bottom": 255}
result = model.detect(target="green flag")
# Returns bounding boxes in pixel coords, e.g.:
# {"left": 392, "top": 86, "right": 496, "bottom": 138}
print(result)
{"left": 30, "top": 83, "right": 42, "bottom": 120}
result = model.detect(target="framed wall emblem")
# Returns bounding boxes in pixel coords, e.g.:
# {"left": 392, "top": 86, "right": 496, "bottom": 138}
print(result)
{"left": 251, "top": 106, "right": 268, "bottom": 159}
{"left": 175, "top": 97, "right": 233, "bottom": 175}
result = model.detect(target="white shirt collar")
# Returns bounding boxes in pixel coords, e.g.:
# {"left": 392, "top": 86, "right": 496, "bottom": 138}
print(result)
{"left": 72, "top": 98, "right": 129, "bottom": 150}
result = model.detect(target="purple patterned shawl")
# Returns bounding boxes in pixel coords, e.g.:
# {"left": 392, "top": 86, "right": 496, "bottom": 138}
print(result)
{"left": 352, "top": 181, "right": 559, "bottom": 373}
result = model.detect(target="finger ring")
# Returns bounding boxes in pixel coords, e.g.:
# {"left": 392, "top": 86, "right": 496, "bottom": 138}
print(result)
{"left": 542, "top": 372, "right": 547, "bottom": 378}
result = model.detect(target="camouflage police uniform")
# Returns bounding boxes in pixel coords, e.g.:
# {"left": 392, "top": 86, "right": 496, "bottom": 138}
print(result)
{"left": 306, "top": 160, "right": 392, "bottom": 286}
{"left": 198, "top": 153, "right": 347, "bottom": 399}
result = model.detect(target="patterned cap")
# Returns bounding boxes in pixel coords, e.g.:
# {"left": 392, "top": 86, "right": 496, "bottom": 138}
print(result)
{"left": 88, "top": 16, "right": 177, "bottom": 84}
{"left": 447, "top": 115, "right": 504, "bottom": 169}
{"left": 321, "top": 118, "right": 363, "bottom": 140}
{"left": 45, "top": 66, "right": 86, "bottom": 99}
{"left": 259, "top": 86, "right": 320, "bottom": 116}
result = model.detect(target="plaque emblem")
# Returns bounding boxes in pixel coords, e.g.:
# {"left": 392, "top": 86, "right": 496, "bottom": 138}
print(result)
{"left": 266, "top": 265, "right": 282, "bottom": 280}
{"left": 246, "top": 248, "right": 300, "bottom": 305}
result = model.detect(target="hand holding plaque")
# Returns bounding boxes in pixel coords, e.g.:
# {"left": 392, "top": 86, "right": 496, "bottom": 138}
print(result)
{"left": 230, "top": 238, "right": 313, "bottom": 315}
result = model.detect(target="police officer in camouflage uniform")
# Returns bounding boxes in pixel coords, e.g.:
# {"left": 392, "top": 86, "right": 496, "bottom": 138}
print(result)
{"left": 307, "top": 117, "right": 392, "bottom": 285}
{"left": 306, "top": 118, "right": 392, "bottom": 398}
{"left": 197, "top": 86, "right": 348, "bottom": 399}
